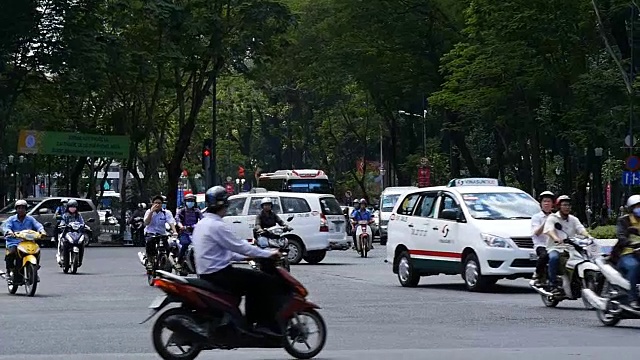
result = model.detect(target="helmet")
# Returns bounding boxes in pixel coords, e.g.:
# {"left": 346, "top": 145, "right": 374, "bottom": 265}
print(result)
{"left": 359, "top": 198, "right": 367, "bottom": 204}
{"left": 539, "top": 191, "right": 555, "bottom": 201}
{"left": 67, "top": 200, "right": 78, "bottom": 208}
{"left": 184, "top": 194, "right": 196, "bottom": 201}
{"left": 61, "top": 198, "right": 69, "bottom": 204}
{"left": 205, "top": 186, "right": 229, "bottom": 210}
{"left": 15, "top": 200, "right": 27, "bottom": 208}
{"left": 627, "top": 195, "right": 640, "bottom": 208}
{"left": 161, "top": 195, "right": 167, "bottom": 202}
{"left": 353, "top": 199, "right": 359, "bottom": 204}
{"left": 556, "top": 195, "right": 571, "bottom": 206}
{"left": 260, "top": 197, "right": 273, "bottom": 206}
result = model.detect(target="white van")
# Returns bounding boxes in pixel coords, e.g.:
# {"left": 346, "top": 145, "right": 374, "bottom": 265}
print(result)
{"left": 378, "top": 186, "right": 418, "bottom": 245}
{"left": 385, "top": 178, "right": 540, "bottom": 292}
{"left": 224, "top": 191, "right": 349, "bottom": 265}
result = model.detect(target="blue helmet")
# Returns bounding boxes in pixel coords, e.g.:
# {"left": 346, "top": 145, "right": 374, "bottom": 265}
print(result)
{"left": 205, "top": 186, "right": 229, "bottom": 210}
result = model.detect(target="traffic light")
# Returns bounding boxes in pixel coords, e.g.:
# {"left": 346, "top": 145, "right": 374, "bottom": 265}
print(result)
{"left": 238, "top": 166, "right": 245, "bottom": 178}
{"left": 202, "top": 138, "right": 213, "bottom": 170}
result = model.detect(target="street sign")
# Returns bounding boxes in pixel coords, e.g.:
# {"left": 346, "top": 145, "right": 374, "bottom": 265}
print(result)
{"left": 622, "top": 171, "right": 640, "bottom": 186}
{"left": 417, "top": 167, "right": 431, "bottom": 187}
{"left": 626, "top": 156, "right": 640, "bottom": 171}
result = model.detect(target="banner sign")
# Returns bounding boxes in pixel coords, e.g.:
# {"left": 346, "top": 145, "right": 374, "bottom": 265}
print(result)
{"left": 18, "top": 130, "right": 130, "bottom": 158}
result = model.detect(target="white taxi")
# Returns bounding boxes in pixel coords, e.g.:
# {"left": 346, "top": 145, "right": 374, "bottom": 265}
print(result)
{"left": 385, "top": 178, "right": 541, "bottom": 292}
{"left": 224, "top": 191, "right": 349, "bottom": 265}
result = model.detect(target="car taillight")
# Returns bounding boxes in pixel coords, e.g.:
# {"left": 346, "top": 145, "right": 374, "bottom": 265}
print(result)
{"left": 319, "top": 213, "right": 329, "bottom": 232}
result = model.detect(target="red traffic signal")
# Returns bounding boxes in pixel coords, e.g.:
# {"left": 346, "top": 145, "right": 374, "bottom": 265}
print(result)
{"left": 238, "top": 166, "right": 245, "bottom": 178}
{"left": 203, "top": 149, "right": 211, "bottom": 157}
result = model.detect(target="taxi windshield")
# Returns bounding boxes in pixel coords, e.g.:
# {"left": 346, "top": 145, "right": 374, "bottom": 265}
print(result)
{"left": 461, "top": 192, "right": 539, "bottom": 220}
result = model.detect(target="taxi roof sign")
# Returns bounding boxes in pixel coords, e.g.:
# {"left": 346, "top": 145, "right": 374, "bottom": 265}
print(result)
{"left": 447, "top": 178, "right": 500, "bottom": 187}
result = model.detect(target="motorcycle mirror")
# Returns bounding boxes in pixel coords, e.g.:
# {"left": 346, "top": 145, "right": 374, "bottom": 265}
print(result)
{"left": 590, "top": 222, "right": 599, "bottom": 230}
{"left": 87, "top": 218, "right": 96, "bottom": 223}
{"left": 286, "top": 216, "right": 294, "bottom": 222}
{"left": 554, "top": 223, "right": 563, "bottom": 230}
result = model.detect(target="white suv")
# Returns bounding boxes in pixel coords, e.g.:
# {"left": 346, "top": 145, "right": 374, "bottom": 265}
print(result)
{"left": 224, "top": 191, "right": 349, "bottom": 264}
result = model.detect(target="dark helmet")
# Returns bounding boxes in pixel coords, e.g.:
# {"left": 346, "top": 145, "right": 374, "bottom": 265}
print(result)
{"left": 205, "top": 186, "right": 229, "bottom": 211}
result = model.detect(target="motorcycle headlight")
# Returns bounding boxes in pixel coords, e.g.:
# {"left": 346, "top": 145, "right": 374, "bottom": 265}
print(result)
{"left": 268, "top": 239, "right": 280, "bottom": 247}
{"left": 271, "top": 228, "right": 284, "bottom": 236}
{"left": 480, "top": 233, "right": 511, "bottom": 248}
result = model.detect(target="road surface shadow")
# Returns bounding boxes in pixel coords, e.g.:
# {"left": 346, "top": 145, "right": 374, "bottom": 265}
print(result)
{"left": 418, "top": 282, "right": 534, "bottom": 294}
{"left": 296, "top": 263, "right": 357, "bottom": 266}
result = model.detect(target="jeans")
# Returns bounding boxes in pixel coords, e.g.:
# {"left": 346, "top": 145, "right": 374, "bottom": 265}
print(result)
{"left": 5, "top": 245, "right": 17, "bottom": 273}
{"left": 535, "top": 247, "right": 548, "bottom": 278}
{"left": 548, "top": 250, "right": 561, "bottom": 286}
{"left": 178, "top": 232, "right": 192, "bottom": 261}
{"left": 199, "top": 266, "right": 287, "bottom": 330}
{"left": 618, "top": 254, "right": 640, "bottom": 302}
{"left": 256, "top": 236, "right": 269, "bottom": 248}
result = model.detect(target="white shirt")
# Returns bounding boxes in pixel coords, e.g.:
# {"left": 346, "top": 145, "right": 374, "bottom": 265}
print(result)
{"left": 543, "top": 212, "right": 586, "bottom": 252}
{"left": 143, "top": 209, "right": 176, "bottom": 235}
{"left": 530, "top": 211, "right": 550, "bottom": 249}
{"left": 192, "top": 213, "right": 273, "bottom": 275}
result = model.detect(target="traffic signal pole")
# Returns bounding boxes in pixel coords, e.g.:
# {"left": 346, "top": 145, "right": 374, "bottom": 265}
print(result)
{"left": 210, "top": 78, "right": 218, "bottom": 188}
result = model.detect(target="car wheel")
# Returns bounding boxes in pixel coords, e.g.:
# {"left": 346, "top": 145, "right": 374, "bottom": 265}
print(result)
{"left": 396, "top": 251, "right": 420, "bottom": 287}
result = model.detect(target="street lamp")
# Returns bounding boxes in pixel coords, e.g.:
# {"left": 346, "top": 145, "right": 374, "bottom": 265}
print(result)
{"left": 485, "top": 157, "right": 491, "bottom": 165}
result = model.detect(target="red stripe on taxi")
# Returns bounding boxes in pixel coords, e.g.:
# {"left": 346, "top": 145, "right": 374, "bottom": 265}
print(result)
{"left": 409, "top": 250, "right": 461, "bottom": 259}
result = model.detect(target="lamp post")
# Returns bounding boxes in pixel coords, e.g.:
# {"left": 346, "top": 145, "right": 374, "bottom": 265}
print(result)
{"left": 485, "top": 157, "right": 491, "bottom": 176}
{"left": 17, "top": 155, "right": 24, "bottom": 199}
{"left": 594, "top": 147, "right": 603, "bottom": 215}
{"left": 555, "top": 167, "right": 562, "bottom": 193}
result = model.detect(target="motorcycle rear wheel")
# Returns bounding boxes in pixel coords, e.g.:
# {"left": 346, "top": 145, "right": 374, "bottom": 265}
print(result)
{"left": 541, "top": 294, "right": 559, "bottom": 307}
{"left": 152, "top": 308, "right": 202, "bottom": 360}
{"left": 283, "top": 309, "right": 327, "bottom": 359}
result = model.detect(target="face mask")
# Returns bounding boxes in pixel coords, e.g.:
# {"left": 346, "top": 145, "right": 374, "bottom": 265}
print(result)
{"left": 633, "top": 208, "right": 640, "bottom": 218}
{"left": 186, "top": 201, "right": 195, "bottom": 209}
{"left": 162, "top": 204, "right": 166, "bottom": 210}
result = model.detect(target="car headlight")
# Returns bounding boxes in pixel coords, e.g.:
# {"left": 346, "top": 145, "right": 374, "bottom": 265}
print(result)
{"left": 480, "top": 233, "right": 511, "bottom": 248}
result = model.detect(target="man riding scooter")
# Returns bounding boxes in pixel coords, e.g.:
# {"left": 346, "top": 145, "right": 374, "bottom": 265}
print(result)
{"left": 609, "top": 195, "right": 640, "bottom": 310}
{"left": 254, "top": 197, "right": 291, "bottom": 247}
{"left": 350, "top": 198, "right": 374, "bottom": 251}
{"left": 544, "top": 195, "right": 593, "bottom": 293}
{"left": 531, "top": 191, "right": 555, "bottom": 286}
{"left": 174, "top": 194, "right": 203, "bottom": 271}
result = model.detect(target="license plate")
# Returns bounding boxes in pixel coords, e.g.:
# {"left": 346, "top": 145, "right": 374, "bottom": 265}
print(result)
{"left": 336, "top": 225, "right": 342, "bottom": 233}
{"left": 149, "top": 295, "right": 167, "bottom": 309}
{"left": 73, "top": 247, "right": 80, "bottom": 253}
{"left": 529, "top": 253, "right": 538, "bottom": 261}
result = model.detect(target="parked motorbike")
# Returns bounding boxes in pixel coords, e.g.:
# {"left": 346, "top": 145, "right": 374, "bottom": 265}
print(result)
{"left": 141, "top": 257, "right": 327, "bottom": 360}
{"left": 250, "top": 220, "right": 294, "bottom": 272}
{"left": 0, "top": 228, "right": 48, "bottom": 297}
{"left": 353, "top": 220, "right": 372, "bottom": 258}
{"left": 56, "top": 218, "right": 95, "bottom": 274}
{"left": 130, "top": 217, "right": 145, "bottom": 247}
{"left": 582, "top": 246, "right": 640, "bottom": 326}
{"left": 529, "top": 222, "right": 603, "bottom": 308}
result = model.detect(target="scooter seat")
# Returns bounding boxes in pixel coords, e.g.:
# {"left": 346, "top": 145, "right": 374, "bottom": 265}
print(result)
{"left": 184, "top": 278, "right": 236, "bottom": 296}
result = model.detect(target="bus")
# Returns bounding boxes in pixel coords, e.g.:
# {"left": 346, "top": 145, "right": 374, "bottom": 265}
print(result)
{"left": 258, "top": 169, "right": 334, "bottom": 194}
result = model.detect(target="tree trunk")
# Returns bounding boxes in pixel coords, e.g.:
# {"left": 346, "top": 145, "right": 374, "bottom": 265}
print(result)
{"left": 69, "top": 157, "right": 86, "bottom": 197}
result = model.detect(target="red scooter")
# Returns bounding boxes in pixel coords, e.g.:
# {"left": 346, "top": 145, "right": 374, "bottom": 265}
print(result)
{"left": 141, "top": 258, "right": 327, "bottom": 360}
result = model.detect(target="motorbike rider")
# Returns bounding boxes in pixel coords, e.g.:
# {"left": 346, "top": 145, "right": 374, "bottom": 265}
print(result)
{"left": 128, "top": 203, "right": 146, "bottom": 244}
{"left": 350, "top": 198, "right": 374, "bottom": 250}
{"left": 57, "top": 199, "right": 86, "bottom": 267}
{"left": 53, "top": 198, "right": 68, "bottom": 241}
{"left": 610, "top": 194, "right": 640, "bottom": 310}
{"left": 2, "top": 200, "right": 46, "bottom": 283}
{"left": 544, "top": 195, "right": 593, "bottom": 292}
{"left": 531, "top": 191, "right": 555, "bottom": 285}
{"left": 253, "top": 197, "right": 291, "bottom": 247}
{"left": 192, "top": 186, "right": 284, "bottom": 337}
{"left": 143, "top": 195, "right": 177, "bottom": 271}
{"left": 174, "top": 194, "right": 203, "bottom": 268}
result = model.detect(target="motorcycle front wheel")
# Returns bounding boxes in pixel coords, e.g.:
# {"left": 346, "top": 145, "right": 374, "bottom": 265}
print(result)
{"left": 283, "top": 309, "right": 327, "bottom": 359}
{"left": 24, "top": 263, "right": 38, "bottom": 297}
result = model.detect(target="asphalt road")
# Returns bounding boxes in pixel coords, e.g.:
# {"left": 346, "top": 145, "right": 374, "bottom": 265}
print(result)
{"left": 1, "top": 246, "right": 640, "bottom": 359}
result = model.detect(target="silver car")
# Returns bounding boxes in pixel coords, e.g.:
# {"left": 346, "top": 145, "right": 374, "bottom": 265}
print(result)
{"left": 0, "top": 197, "right": 101, "bottom": 246}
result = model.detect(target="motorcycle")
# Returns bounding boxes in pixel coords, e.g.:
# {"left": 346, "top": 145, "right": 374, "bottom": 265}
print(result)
{"left": 56, "top": 218, "right": 94, "bottom": 274}
{"left": 353, "top": 219, "right": 372, "bottom": 258}
{"left": 141, "top": 234, "right": 176, "bottom": 286}
{"left": 529, "top": 222, "right": 603, "bottom": 308}
{"left": 250, "top": 221, "right": 293, "bottom": 272}
{"left": 130, "top": 217, "right": 145, "bottom": 247}
{"left": 169, "top": 226, "right": 195, "bottom": 276}
{"left": 0, "top": 228, "right": 48, "bottom": 297}
{"left": 582, "top": 247, "right": 640, "bottom": 326}
{"left": 141, "top": 257, "right": 327, "bottom": 360}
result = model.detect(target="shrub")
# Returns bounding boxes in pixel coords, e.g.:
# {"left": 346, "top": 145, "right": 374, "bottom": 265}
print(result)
{"left": 590, "top": 225, "right": 616, "bottom": 239}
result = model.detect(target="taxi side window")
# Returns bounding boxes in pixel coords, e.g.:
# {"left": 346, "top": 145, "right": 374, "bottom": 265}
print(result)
{"left": 416, "top": 193, "right": 438, "bottom": 218}
{"left": 438, "top": 195, "right": 461, "bottom": 218}
{"left": 398, "top": 194, "right": 420, "bottom": 215}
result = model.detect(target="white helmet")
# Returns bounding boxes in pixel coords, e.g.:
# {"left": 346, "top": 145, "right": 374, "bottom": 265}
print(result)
{"left": 15, "top": 199, "right": 27, "bottom": 208}
{"left": 260, "top": 197, "right": 273, "bottom": 206}
{"left": 61, "top": 198, "right": 69, "bottom": 204}
{"left": 627, "top": 195, "right": 640, "bottom": 208}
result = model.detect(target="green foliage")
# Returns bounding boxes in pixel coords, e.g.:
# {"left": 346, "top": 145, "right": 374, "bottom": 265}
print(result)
{"left": 590, "top": 225, "right": 617, "bottom": 239}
